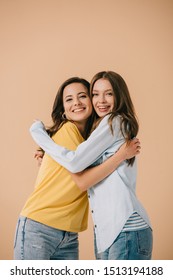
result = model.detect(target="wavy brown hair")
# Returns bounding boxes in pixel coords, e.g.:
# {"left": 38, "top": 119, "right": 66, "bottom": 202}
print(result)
{"left": 90, "top": 71, "right": 139, "bottom": 165}
{"left": 46, "top": 77, "right": 94, "bottom": 139}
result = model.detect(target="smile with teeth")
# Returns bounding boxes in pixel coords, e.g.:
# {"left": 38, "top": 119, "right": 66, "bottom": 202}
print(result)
{"left": 72, "top": 107, "right": 85, "bottom": 113}
{"left": 97, "top": 105, "right": 110, "bottom": 110}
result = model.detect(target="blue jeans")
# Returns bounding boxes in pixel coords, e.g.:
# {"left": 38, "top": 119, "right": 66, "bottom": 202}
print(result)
{"left": 14, "top": 216, "right": 79, "bottom": 260}
{"left": 95, "top": 227, "right": 153, "bottom": 260}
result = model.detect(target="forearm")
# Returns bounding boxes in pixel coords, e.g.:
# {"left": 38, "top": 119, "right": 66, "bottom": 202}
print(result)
{"left": 70, "top": 149, "right": 125, "bottom": 191}
{"left": 70, "top": 138, "right": 140, "bottom": 191}
{"left": 30, "top": 117, "right": 122, "bottom": 173}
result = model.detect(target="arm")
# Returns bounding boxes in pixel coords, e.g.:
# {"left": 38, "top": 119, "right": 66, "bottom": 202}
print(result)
{"left": 30, "top": 115, "right": 125, "bottom": 173}
{"left": 34, "top": 148, "right": 44, "bottom": 167}
{"left": 70, "top": 139, "right": 140, "bottom": 191}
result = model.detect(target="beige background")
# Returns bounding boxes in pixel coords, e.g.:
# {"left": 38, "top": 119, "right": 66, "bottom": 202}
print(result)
{"left": 0, "top": 0, "right": 173, "bottom": 260}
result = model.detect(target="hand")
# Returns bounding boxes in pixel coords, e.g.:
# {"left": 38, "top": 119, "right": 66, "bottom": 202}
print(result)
{"left": 119, "top": 138, "right": 141, "bottom": 160}
{"left": 34, "top": 148, "right": 44, "bottom": 167}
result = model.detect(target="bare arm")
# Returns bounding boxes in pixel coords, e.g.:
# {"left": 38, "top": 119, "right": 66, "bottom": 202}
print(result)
{"left": 34, "top": 148, "right": 44, "bottom": 167}
{"left": 70, "top": 138, "right": 140, "bottom": 191}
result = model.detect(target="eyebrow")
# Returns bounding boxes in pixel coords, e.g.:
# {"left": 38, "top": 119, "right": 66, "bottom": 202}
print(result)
{"left": 92, "top": 89, "right": 113, "bottom": 92}
{"left": 65, "top": 92, "right": 87, "bottom": 98}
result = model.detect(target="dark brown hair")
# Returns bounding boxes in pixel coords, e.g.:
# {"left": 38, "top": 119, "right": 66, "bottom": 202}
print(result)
{"left": 90, "top": 71, "right": 139, "bottom": 165}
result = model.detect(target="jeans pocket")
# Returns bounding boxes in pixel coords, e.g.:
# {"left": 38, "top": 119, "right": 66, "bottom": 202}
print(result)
{"left": 137, "top": 227, "right": 153, "bottom": 257}
{"left": 69, "top": 232, "right": 78, "bottom": 241}
{"left": 13, "top": 218, "right": 20, "bottom": 249}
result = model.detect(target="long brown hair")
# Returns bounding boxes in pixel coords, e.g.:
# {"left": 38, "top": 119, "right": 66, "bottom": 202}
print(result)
{"left": 47, "top": 77, "right": 93, "bottom": 139}
{"left": 90, "top": 71, "right": 139, "bottom": 165}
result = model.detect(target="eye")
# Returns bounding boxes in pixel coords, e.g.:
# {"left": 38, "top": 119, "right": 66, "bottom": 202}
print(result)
{"left": 65, "top": 98, "right": 73, "bottom": 102}
{"left": 92, "top": 92, "right": 98, "bottom": 97}
{"left": 79, "top": 94, "right": 87, "bottom": 99}
{"left": 106, "top": 92, "right": 113, "bottom": 96}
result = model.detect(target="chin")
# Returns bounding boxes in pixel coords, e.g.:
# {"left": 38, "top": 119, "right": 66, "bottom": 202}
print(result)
{"left": 97, "top": 112, "right": 107, "bottom": 117}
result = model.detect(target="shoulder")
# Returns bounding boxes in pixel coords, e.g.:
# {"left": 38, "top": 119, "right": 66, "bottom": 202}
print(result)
{"left": 60, "top": 121, "right": 82, "bottom": 136}
{"left": 53, "top": 121, "right": 81, "bottom": 136}
{"left": 63, "top": 121, "right": 79, "bottom": 130}
{"left": 53, "top": 121, "right": 84, "bottom": 148}
{"left": 94, "top": 114, "right": 122, "bottom": 137}
{"left": 98, "top": 114, "right": 121, "bottom": 128}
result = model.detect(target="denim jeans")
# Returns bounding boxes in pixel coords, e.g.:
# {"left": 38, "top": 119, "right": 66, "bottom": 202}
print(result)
{"left": 14, "top": 216, "right": 79, "bottom": 260}
{"left": 95, "top": 227, "right": 153, "bottom": 260}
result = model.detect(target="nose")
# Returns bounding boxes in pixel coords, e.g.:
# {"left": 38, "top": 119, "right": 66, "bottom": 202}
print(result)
{"left": 98, "top": 94, "right": 106, "bottom": 103}
{"left": 74, "top": 97, "right": 82, "bottom": 106}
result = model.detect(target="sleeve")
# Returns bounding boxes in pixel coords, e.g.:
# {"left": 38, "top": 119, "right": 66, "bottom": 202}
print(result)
{"left": 30, "top": 116, "right": 124, "bottom": 173}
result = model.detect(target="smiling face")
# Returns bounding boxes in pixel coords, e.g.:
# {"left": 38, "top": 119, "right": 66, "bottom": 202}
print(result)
{"left": 92, "top": 78, "right": 115, "bottom": 117}
{"left": 63, "top": 82, "right": 93, "bottom": 128}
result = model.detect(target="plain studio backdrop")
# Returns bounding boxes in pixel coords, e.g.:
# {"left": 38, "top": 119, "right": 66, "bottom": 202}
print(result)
{"left": 0, "top": 0, "right": 172, "bottom": 260}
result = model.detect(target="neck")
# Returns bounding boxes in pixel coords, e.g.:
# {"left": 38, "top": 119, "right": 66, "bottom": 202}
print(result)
{"left": 74, "top": 120, "right": 87, "bottom": 138}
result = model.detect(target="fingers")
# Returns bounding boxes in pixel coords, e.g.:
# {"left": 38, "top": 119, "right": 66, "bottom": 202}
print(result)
{"left": 132, "top": 138, "right": 141, "bottom": 150}
{"left": 34, "top": 153, "right": 43, "bottom": 158}
{"left": 132, "top": 138, "right": 140, "bottom": 145}
{"left": 135, "top": 144, "right": 141, "bottom": 155}
{"left": 127, "top": 138, "right": 141, "bottom": 158}
{"left": 37, "top": 157, "right": 43, "bottom": 166}
{"left": 135, "top": 143, "right": 141, "bottom": 153}
{"left": 34, "top": 153, "right": 43, "bottom": 166}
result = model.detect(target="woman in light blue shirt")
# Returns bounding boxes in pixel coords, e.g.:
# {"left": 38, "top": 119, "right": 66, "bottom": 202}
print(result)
{"left": 30, "top": 71, "right": 153, "bottom": 260}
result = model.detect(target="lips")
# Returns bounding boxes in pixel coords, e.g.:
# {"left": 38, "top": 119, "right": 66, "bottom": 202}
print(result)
{"left": 72, "top": 107, "right": 86, "bottom": 112}
{"left": 97, "top": 105, "right": 110, "bottom": 111}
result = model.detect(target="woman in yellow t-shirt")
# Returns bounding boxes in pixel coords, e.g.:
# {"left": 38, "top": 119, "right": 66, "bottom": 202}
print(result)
{"left": 14, "top": 77, "right": 139, "bottom": 260}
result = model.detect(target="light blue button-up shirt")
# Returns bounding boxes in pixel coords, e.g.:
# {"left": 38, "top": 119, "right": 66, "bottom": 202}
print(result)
{"left": 30, "top": 115, "right": 151, "bottom": 253}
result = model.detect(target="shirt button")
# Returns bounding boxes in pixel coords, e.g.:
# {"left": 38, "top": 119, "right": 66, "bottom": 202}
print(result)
{"left": 88, "top": 195, "right": 90, "bottom": 198}
{"left": 94, "top": 225, "right": 97, "bottom": 228}
{"left": 91, "top": 210, "right": 94, "bottom": 213}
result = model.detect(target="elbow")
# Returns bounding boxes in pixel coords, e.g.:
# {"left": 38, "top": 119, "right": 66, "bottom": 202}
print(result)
{"left": 70, "top": 172, "right": 88, "bottom": 192}
{"left": 74, "top": 176, "right": 88, "bottom": 192}
{"left": 77, "top": 183, "right": 88, "bottom": 192}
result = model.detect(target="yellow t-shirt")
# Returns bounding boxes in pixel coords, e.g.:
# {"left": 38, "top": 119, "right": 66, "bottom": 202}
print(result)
{"left": 21, "top": 122, "right": 89, "bottom": 232}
